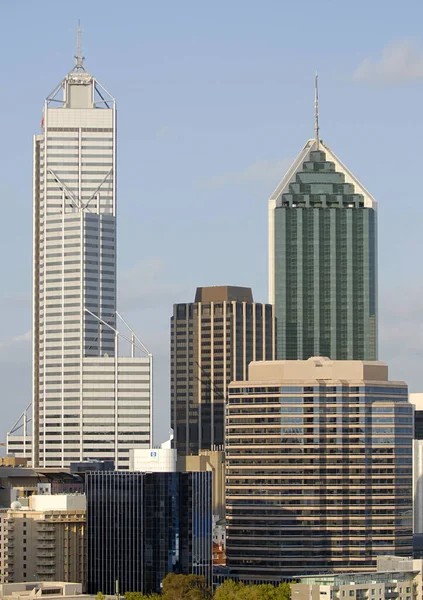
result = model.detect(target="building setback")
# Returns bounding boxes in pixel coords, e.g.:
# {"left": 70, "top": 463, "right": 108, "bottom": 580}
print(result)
{"left": 86, "top": 471, "right": 212, "bottom": 595}
{"left": 226, "top": 357, "right": 413, "bottom": 581}
{"left": 171, "top": 286, "right": 275, "bottom": 454}
{"left": 29, "top": 44, "right": 151, "bottom": 468}
{"left": 268, "top": 137, "right": 377, "bottom": 361}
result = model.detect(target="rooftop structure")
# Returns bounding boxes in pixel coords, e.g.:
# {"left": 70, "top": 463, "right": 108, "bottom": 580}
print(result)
{"left": 269, "top": 79, "right": 377, "bottom": 361}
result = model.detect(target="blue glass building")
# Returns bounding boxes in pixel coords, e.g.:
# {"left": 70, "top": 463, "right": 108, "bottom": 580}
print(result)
{"left": 86, "top": 471, "right": 212, "bottom": 594}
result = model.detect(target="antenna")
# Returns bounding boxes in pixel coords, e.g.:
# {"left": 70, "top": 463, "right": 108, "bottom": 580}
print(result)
{"left": 74, "top": 20, "right": 85, "bottom": 70}
{"left": 314, "top": 72, "right": 319, "bottom": 148}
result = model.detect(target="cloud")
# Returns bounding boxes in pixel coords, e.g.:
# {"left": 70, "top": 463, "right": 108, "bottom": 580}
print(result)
{"left": 12, "top": 330, "right": 31, "bottom": 343}
{"left": 200, "top": 157, "right": 292, "bottom": 189}
{"left": 353, "top": 40, "right": 423, "bottom": 85}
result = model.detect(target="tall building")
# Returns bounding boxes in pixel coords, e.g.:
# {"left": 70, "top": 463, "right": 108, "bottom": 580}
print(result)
{"left": 410, "top": 393, "right": 423, "bottom": 534}
{"left": 171, "top": 286, "right": 275, "bottom": 454}
{"left": 30, "top": 38, "right": 151, "bottom": 468}
{"left": 86, "top": 471, "right": 212, "bottom": 595}
{"left": 268, "top": 90, "right": 377, "bottom": 360}
{"left": 4, "top": 495, "right": 85, "bottom": 584}
{"left": 226, "top": 357, "right": 413, "bottom": 581}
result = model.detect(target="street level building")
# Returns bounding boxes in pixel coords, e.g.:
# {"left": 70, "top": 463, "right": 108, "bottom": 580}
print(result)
{"left": 226, "top": 357, "right": 413, "bottom": 581}
{"left": 86, "top": 470, "right": 212, "bottom": 595}
{"left": 0, "top": 581, "right": 86, "bottom": 600}
{"left": 268, "top": 94, "right": 377, "bottom": 360}
{"left": 171, "top": 286, "right": 275, "bottom": 454}
{"left": 26, "top": 39, "right": 152, "bottom": 468}
{"left": 292, "top": 556, "right": 423, "bottom": 600}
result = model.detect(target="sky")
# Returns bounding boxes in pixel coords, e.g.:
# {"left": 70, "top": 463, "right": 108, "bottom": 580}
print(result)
{"left": 1, "top": 0, "right": 423, "bottom": 446}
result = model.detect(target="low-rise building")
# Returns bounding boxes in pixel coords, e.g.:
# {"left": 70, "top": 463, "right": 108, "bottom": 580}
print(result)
{"left": 291, "top": 556, "right": 423, "bottom": 600}
{"left": 0, "top": 581, "right": 87, "bottom": 600}
{"left": 5, "top": 495, "right": 85, "bottom": 584}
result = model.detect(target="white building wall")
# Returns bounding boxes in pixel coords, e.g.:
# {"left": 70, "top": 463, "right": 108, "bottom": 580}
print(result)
{"left": 32, "top": 65, "right": 151, "bottom": 469}
{"left": 30, "top": 494, "right": 86, "bottom": 512}
{"left": 129, "top": 448, "right": 177, "bottom": 472}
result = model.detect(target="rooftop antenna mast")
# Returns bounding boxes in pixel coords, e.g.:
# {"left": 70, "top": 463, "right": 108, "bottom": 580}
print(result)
{"left": 74, "top": 20, "right": 85, "bottom": 70}
{"left": 315, "top": 72, "right": 319, "bottom": 148}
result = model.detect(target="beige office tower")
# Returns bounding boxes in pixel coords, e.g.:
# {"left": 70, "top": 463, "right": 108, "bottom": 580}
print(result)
{"left": 226, "top": 358, "right": 413, "bottom": 581}
{"left": 171, "top": 286, "right": 275, "bottom": 454}
{"left": 29, "top": 42, "right": 152, "bottom": 468}
{"left": 5, "top": 495, "right": 85, "bottom": 584}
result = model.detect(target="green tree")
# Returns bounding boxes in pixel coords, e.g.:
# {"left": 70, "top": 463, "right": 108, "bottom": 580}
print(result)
{"left": 125, "top": 594, "right": 162, "bottom": 600}
{"left": 214, "top": 581, "right": 291, "bottom": 600}
{"left": 95, "top": 593, "right": 105, "bottom": 600}
{"left": 162, "top": 573, "right": 212, "bottom": 600}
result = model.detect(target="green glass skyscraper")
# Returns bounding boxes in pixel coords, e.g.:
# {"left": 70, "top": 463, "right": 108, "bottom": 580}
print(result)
{"left": 268, "top": 134, "right": 377, "bottom": 360}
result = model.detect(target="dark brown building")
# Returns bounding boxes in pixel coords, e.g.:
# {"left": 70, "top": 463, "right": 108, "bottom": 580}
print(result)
{"left": 171, "top": 286, "right": 275, "bottom": 455}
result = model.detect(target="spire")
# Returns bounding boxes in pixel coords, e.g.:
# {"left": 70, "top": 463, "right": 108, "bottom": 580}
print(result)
{"left": 314, "top": 72, "right": 319, "bottom": 148}
{"left": 74, "top": 21, "right": 85, "bottom": 71}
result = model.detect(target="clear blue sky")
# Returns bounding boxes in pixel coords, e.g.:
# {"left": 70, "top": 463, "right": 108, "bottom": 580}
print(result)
{"left": 1, "top": 0, "right": 423, "bottom": 445}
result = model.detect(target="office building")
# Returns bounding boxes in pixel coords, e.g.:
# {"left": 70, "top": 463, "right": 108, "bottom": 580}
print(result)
{"left": 268, "top": 100, "right": 377, "bottom": 360}
{"left": 177, "top": 450, "right": 225, "bottom": 521}
{"left": 410, "top": 394, "right": 423, "bottom": 534}
{"left": 226, "top": 357, "right": 413, "bottom": 581}
{"left": 4, "top": 495, "right": 85, "bottom": 584}
{"left": 171, "top": 286, "right": 275, "bottom": 454}
{"left": 86, "top": 470, "right": 212, "bottom": 595}
{"left": 27, "top": 38, "right": 152, "bottom": 468}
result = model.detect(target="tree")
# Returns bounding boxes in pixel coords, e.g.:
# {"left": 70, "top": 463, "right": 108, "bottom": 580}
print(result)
{"left": 214, "top": 580, "right": 291, "bottom": 600}
{"left": 162, "top": 573, "right": 212, "bottom": 600}
{"left": 125, "top": 593, "right": 161, "bottom": 600}
{"left": 95, "top": 593, "right": 105, "bottom": 600}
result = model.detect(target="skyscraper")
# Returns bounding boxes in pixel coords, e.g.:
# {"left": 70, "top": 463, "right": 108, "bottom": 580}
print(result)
{"left": 268, "top": 83, "right": 377, "bottom": 360}
{"left": 170, "top": 286, "right": 275, "bottom": 454}
{"left": 31, "top": 38, "right": 152, "bottom": 468}
{"left": 226, "top": 357, "right": 413, "bottom": 581}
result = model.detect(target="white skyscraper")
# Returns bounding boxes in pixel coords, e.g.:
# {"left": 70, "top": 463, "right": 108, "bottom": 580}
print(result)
{"left": 28, "top": 37, "right": 152, "bottom": 469}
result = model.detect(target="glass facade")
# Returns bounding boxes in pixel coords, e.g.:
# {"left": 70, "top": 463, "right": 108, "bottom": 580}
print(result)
{"left": 86, "top": 471, "right": 212, "bottom": 594}
{"left": 226, "top": 378, "right": 413, "bottom": 580}
{"left": 272, "top": 148, "right": 377, "bottom": 360}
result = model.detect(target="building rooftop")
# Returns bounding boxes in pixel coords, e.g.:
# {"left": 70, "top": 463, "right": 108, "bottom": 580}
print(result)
{"left": 242, "top": 356, "right": 404, "bottom": 384}
{"left": 194, "top": 286, "right": 253, "bottom": 303}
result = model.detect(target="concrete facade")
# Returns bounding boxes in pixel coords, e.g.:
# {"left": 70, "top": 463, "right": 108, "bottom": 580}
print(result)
{"left": 4, "top": 496, "right": 85, "bottom": 584}
{"left": 29, "top": 53, "right": 151, "bottom": 469}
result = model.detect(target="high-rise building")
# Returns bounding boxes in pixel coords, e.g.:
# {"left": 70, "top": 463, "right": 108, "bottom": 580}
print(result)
{"left": 86, "top": 471, "right": 212, "bottom": 595}
{"left": 226, "top": 357, "right": 413, "bottom": 581}
{"left": 410, "top": 393, "right": 423, "bottom": 534}
{"left": 171, "top": 286, "right": 275, "bottom": 454}
{"left": 4, "top": 495, "right": 86, "bottom": 584}
{"left": 268, "top": 94, "right": 377, "bottom": 360}
{"left": 29, "top": 39, "right": 152, "bottom": 468}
